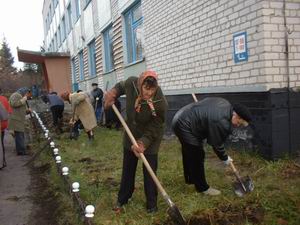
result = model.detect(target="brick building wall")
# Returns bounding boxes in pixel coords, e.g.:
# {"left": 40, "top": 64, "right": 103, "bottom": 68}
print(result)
{"left": 143, "top": 0, "right": 300, "bottom": 93}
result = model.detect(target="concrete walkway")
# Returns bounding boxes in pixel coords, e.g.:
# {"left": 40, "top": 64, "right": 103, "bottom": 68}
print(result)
{"left": 0, "top": 131, "right": 33, "bottom": 225}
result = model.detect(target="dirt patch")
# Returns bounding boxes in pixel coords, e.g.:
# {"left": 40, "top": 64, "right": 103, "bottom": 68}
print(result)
{"left": 280, "top": 163, "right": 300, "bottom": 179}
{"left": 78, "top": 157, "right": 95, "bottom": 164}
{"left": 27, "top": 162, "right": 60, "bottom": 225}
{"left": 163, "top": 202, "right": 264, "bottom": 225}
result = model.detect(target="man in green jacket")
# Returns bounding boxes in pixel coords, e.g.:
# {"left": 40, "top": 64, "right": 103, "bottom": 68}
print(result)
{"left": 8, "top": 87, "right": 31, "bottom": 155}
{"left": 104, "top": 71, "right": 168, "bottom": 213}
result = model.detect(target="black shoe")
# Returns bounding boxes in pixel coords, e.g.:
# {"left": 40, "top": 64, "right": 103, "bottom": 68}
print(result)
{"left": 147, "top": 206, "right": 158, "bottom": 213}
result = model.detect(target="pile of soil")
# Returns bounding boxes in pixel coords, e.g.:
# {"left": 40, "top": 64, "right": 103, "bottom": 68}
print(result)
{"left": 163, "top": 202, "right": 264, "bottom": 225}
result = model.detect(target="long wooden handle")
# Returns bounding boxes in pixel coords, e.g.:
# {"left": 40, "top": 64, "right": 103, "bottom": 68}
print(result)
{"left": 229, "top": 162, "right": 247, "bottom": 191}
{"left": 111, "top": 104, "right": 171, "bottom": 200}
{"left": 191, "top": 93, "right": 198, "bottom": 102}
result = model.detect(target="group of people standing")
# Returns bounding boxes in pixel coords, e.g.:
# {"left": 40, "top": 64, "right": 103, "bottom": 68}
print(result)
{"left": 0, "top": 70, "right": 252, "bottom": 215}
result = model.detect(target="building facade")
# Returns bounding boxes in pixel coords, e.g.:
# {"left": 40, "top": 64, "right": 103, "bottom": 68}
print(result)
{"left": 42, "top": 0, "right": 300, "bottom": 159}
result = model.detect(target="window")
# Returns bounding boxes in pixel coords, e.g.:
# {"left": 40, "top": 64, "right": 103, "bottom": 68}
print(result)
{"left": 61, "top": 16, "right": 66, "bottom": 41}
{"left": 75, "top": 0, "right": 81, "bottom": 21}
{"left": 124, "top": 1, "right": 144, "bottom": 64}
{"left": 79, "top": 51, "right": 84, "bottom": 81}
{"left": 54, "top": 33, "right": 57, "bottom": 51}
{"left": 71, "top": 57, "right": 79, "bottom": 92}
{"left": 88, "top": 40, "right": 96, "bottom": 77}
{"left": 57, "top": 25, "right": 61, "bottom": 47}
{"left": 103, "top": 26, "right": 114, "bottom": 72}
{"left": 67, "top": 4, "right": 72, "bottom": 33}
{"left": 84, "top": 0, "right": 92, "bottom": 8}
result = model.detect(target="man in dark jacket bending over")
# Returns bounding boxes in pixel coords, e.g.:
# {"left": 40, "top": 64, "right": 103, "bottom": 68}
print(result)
{"left": 172, "top": 97, "right": 252, "bottom": 195}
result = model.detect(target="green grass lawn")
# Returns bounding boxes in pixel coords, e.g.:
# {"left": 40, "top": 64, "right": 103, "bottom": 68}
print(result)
{"left": 38, "top": 127, "right": 300, "bottom": 225}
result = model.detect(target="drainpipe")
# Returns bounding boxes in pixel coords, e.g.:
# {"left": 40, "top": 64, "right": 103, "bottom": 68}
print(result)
{"left": 283, "top": 0, "right": 292, "bottom": 154}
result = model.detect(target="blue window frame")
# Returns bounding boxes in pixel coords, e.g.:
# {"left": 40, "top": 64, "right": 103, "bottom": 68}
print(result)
{"left": 124, "top": 1, "right": 143, "bottom": 64}
{"left": 103, "top": 26, "right": 114, "bottom": 72}
{"left": 67, "top": 4, "right": 72, "bottom": 33}
{"left": 61, "top": 16, "right": 66, "bottom": 41}
{"left": 79, "top": 51, "right": 84, "bottom": 81}
{"left": 71, "top": 57, "right": 79, "bottom": 92}
{"left": 75, "top": 0, "right": 81, "bottom": 21}
{"left": 88, "top": 40, "right": 96, "bottom": 77}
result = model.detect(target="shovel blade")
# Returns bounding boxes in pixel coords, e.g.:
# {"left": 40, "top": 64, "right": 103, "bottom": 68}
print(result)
{"left": 233, "top": 176, "right": 254, "bottom": 197}
{"left": 167, "top": 205, "right": 186, "bottom": 225}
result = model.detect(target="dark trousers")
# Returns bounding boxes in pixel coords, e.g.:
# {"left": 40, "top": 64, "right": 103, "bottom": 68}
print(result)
{"left": 1, "top": 131, "right": 4, "bottom": 153}
{"left": 179, "top": 140, "right": 209, "bottom": 192}
{"left": 15, "top": 131, "right": 26, "bottom": 155}
{"left": 50, "top": 105, "right": 64, "bottom": 126}
{"left": 1, "top": 131, "right": 6, "bottom": 166}
{"left": 118, "top": 148, "right": 158, "bottom": 209}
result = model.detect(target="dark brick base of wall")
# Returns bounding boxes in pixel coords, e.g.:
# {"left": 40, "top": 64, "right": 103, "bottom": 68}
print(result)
{"left": 164, "top": 88, "right": 300, "bottom": 160}
{"left": 119, "top": 88, "right": 300, "bottom": 160}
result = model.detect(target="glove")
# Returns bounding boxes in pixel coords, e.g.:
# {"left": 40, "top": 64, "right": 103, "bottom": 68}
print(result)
{"left": 223, "top": 156, "right": 233, "bottom": 166}
{"left": 104, "top": 88, "right": 118, "bottom": 110}
{"left": 96, "top": 97, "right": 99, "bottom": 101}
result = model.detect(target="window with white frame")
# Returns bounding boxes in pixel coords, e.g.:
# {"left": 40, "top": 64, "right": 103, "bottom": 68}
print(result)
{"left": 67, "top": 4, "right": 72, "bottom": 33}
{"left": 61, "top": 16, "right": 66, "bottom": 41}
{"left": 124, "top": 1, "right": 144, "bottom": 64}
{"left": 75, "top": 0, "right": 81, "bottom": 21}
{"left": 103, "top": 25, "right": 114, "bottom": 72}
{"left": 88, "top": 40, "right": 96, "bottom": 77}
{"left": 84, "top": 0, "right": 92, "bottom": 8}
{"left": 79, "top": 51, "right": 84, "bottom": 81}
{"left": 57, "top": 25, "right": 61, "bottom": 47}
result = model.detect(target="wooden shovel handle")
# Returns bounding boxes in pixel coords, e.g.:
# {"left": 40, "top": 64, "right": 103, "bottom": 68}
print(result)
{"left": 229, "top": 161, "right": 247, "bottom": 192}
{"left": 191, "top": 93, "right": 198, "bottom": 102}
{"left": 111, "top": 104, "right": 170, "bottom": 200}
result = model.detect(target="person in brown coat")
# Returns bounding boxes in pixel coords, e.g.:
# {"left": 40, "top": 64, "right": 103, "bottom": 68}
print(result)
{"left": 61, "top": 91, "right": 97, "bottom": 141}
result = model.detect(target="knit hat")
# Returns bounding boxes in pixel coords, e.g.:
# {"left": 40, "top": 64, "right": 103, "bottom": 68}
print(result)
{"left": 17, "top": 87, "right": 30, "bottom": 96}
{"left": 233, "top": 104, "right": 252, "bottom": 122}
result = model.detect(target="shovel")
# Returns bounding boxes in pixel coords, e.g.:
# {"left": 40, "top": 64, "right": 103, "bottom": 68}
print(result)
{"left": 111, "top": 104, "right": 186, "bottom": 225}
{"left": 229, "top": 161, "right": 254, "bottom": 197}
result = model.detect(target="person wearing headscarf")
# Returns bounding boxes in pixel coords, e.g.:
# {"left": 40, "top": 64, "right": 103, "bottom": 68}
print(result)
{"left": 8, "top": 87, "right": 32, "bottom": 155}
{"left": 61, "top": 91, "right": 97, "bottom": 141}
{"left": 104, "top": 71, "right": 168, "bottom": 213}
{"left": 172, "top": 97, "right": 252, "bottom": 195}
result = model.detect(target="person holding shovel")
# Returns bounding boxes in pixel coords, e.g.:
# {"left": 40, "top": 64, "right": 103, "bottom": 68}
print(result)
{"left": 172, "top": 97, "right": 252, "bottom": 195}
{"left": 61, "top": 91, "right": 97, "bottom": 141}
{"left": 8, "top": 87, "right": 32, "bottom": 156}
{"left": 104, "top": 70, "right": 168, "bottom": 213}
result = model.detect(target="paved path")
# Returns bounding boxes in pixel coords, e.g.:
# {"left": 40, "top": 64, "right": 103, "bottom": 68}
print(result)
{"left": 0, "top": 131, "right": 33, "bottom": 225}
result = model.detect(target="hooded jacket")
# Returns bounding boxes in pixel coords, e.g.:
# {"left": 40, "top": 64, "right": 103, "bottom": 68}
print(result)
{"left": 114, "top": 75, "right": 168, "bottom": 154}
{"left": 172, "top": 97, "right": 233, "bottom": 160}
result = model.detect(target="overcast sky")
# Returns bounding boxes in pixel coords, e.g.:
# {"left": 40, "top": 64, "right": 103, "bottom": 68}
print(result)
{"left": 0, "top": 0, "right": 44, "bottom": 68}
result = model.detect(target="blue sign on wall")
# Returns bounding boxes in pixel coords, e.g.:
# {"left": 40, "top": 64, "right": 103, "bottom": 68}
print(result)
{"left": 233, "top": 32, "right": 248, "bottom": 63}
